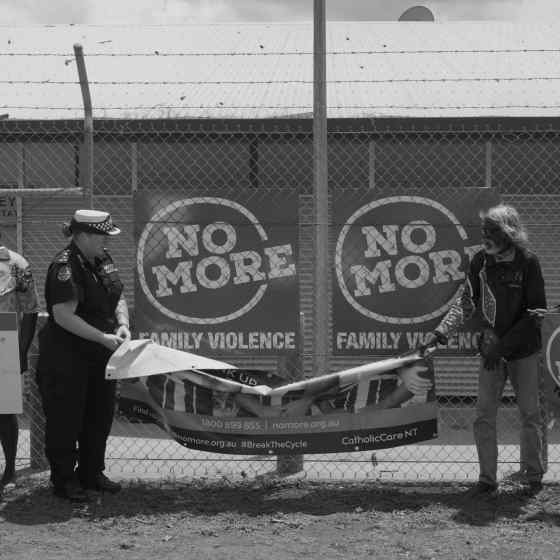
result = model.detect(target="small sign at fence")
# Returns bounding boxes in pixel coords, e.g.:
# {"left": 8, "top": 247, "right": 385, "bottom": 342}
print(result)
{"left": 542, "top": 313, "right": 560, "bottom": 419}
{"left": 0, "top": 195, "right": 17, "bottom": 225}
{"left": 0, "top": 312, "right": 22, "bottom": 414}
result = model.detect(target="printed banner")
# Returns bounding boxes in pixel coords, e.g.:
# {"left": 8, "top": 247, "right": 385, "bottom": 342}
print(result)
{"left": 0, "top": 312, "right": 22, "bottom": 414}
{"left": 110, "top": 340, "right": 438, "bottom": 455}
{"left": 333, "top": 188, "right": 500, "bottom": 355}
{"left": 135, "top": 191, "right": 299, "bottom": 354}
{"left": 541, "top": 313, "right": 560, "bottom": 420}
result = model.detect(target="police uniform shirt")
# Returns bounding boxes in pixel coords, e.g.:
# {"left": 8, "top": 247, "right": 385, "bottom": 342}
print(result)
{"left": 0, "top": 246, "right": 40, "bottom": 314}
{"left": 45, "top": 243, "right": 123, "bottom": 334}
{"left": 45, "top": 248, "right": 81, "bottom": 314}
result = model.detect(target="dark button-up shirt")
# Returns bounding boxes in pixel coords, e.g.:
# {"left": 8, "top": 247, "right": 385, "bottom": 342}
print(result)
{"left": 436, "top": 248, "right": 546, "bottom": 360}
{"left": 43, "top": 241, "right": 123, "bottom": 363}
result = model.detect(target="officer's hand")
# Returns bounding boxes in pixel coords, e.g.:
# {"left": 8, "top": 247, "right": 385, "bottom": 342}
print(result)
{"left": 115, "top": 324, "right": 131, "bottom": 341}
{"left": 101, "top": 333, "right": 124, "bottom": 351}
{"left": 397, "top": 364, "right": 433, "bottom": 395}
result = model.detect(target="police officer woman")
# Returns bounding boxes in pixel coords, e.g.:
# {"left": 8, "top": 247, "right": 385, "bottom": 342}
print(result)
{"left": 36, "top": 210, "right": 130, "bottom": 502}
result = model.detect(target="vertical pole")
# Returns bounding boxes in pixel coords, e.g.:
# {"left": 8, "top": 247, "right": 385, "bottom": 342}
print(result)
{"left": 277, "top": 0, "right": 328, "bottom": 477}
{"left": 485, "top": 140, "right": 492, "bottom": 188}
{"left": 74, "top": 44, "right": 94, "bottom": 209}
{"left": 368, "top": 139, "right": 376, "bottom": 191}
{"left": 313, "top": 0, "right": 329, "bottom": 379}
{"left": 131, "top": 142, "right": 138, "bottom": 193}
{"left": 16, "top": 143, "right": 23, "bottom": 253}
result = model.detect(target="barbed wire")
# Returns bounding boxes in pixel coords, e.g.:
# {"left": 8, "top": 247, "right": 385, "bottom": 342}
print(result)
{"left": 2, "top": 48, "right": 560, "bottom": 57}
{"left": 3, "top": 76, "right": 560, "bottom": 85}
{"left": 3, "top": 104, "right": 560, "bottom": 111}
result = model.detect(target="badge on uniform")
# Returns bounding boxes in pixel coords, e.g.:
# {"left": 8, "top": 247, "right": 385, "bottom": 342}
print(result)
{"left": 57, "top": 265, "right": 72, "bottom": 282}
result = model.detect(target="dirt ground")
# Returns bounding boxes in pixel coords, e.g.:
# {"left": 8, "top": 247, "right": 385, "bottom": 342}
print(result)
{"left": 1, "top": 474, "right": 559, "bottom": 560}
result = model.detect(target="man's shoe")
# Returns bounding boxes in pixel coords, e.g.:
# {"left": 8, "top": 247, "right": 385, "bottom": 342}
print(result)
{"left": 522, "top": 480, "right": 543, "bottom": 496}
{"left": 1, "top": 470, "right": 16, "bottom": 488}
{"left": 87, "top": 474, "right": 122, "bottom": 494}
{"left": 464, "top": 482, "right": 498, "bottom": 499}
{"left": 53, "top": 482, "right": 90, "bottom": 503}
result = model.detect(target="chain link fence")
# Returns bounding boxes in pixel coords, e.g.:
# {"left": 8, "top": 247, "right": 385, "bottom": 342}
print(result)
{"left": 1, "top": 117, "right": 559, "bottom": 481}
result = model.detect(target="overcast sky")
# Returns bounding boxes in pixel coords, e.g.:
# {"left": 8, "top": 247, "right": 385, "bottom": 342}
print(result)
{"left": 1, "top": 0, "right": 559, "bottom": 25}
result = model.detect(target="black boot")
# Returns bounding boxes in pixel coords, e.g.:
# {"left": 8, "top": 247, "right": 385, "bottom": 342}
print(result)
{"left": 84, "top": 473, "right": 122, "bottom": 494}
{"left": 53, "top": 480, "right": 90, "bottom": 503}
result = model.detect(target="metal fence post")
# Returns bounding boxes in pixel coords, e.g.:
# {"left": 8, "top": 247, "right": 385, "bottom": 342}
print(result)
{"left": 312, "top": 0, "right": 329, "bottom": 380}
{"left": 74, "top": 44, "right": 94, "bottom": 209}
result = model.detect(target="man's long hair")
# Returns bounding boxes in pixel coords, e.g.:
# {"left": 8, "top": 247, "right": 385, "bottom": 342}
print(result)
{"left": 482, "top": 204, "right": 529, "bottom": 249}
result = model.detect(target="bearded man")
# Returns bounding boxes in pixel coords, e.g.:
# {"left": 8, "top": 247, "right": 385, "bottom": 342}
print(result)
{"left": 426, "top": 204, "right": 546, "bottom": 498}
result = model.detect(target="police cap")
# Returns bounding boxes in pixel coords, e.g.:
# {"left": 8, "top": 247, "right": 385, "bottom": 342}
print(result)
{"left": 69, "top": 209, "right": 121, "bottom": 236}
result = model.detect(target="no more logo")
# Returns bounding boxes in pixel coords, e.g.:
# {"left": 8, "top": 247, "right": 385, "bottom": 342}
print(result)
{"left": 137, "top": 197, "right": 296, "bottom": 325}
{"left": 335, "top": 196, "right": 481, "bottom": 325}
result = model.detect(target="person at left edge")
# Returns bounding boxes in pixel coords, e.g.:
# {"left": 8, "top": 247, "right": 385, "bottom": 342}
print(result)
{"left": 36, "top": 210, "right": 130, "bottom": 502}
{"left": 0, "top": 231, "right": 39, "bottom": 491}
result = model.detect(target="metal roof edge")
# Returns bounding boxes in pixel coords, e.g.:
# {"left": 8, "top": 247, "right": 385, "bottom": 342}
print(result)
{"left": 2, "top": 116, "right": 560, "bottom": 135}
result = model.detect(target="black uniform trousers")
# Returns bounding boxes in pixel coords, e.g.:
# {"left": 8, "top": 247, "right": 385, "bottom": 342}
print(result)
{"left": 37, "top": 326, "right": 115, "bottom": 488}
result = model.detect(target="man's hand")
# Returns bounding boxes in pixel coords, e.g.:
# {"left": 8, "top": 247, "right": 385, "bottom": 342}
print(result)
{"left": 479, "top": 328, "right": 504, "bottom": 370}
{"left": 423, "top": 332, "right": 439, "bottom": 348}
{"left": 115, "top": 324, "right": 131, "bottom": 342}
{"left": 398, "top": 364, "right": 433, "bottom": 395}
{"left": 421, "top": 331, "right": 446, "bottom": 350}
{"left": 482, "top": 345, "right": 504, "bottom": 370}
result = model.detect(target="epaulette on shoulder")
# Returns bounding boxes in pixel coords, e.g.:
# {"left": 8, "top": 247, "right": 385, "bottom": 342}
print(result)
{"left": 55, "top": 249, "right": 71, "bottom": 264}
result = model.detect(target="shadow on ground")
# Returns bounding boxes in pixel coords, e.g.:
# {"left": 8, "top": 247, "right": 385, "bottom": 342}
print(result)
{"left": 1, "top": 474, "right": 559, "bottom": 528}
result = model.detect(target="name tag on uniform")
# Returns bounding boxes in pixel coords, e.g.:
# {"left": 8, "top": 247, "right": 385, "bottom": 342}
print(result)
{"left": 0, "top": 312, "right": 22, "bottom": 414}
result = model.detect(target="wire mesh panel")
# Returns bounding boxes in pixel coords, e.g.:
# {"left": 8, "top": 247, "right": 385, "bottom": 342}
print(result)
{"left": 1, "top": 117, "right": 559, "bottom": 482}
